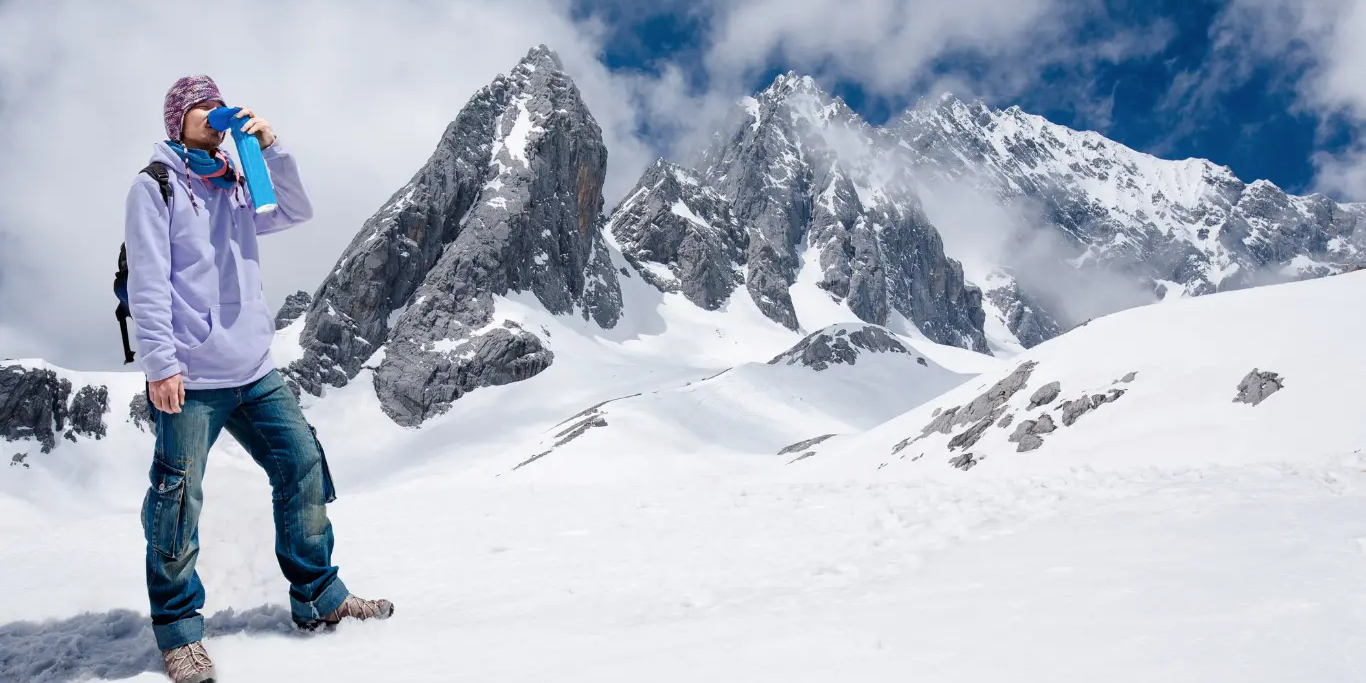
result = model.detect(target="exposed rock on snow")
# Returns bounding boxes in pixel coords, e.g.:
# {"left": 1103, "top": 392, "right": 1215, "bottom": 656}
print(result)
{"left": 1, "top": 366, "right": 73, "bottom": 453}
{"left": 1009, "top": 413, "right": 1057, "bottom": 452}
{"left": 947, "top": 453, "right": 979, "bottom": 471}
{"left": 1, "top": 365, "right": 112, "bottom": 454}
{"left": 1234, "top": 369, "right": 1283, "bottom": 406}
{"left": 378, "top": 326, "right": 555, "bottom": 427}
{"left": 1059, "top": 389, "right": 1126, "bottom": 427}
{"left": 768, "top": 324, "right": 909, "bottom": 370}
{"left": 1028, "top": 381, "right": 1061, "bottom": 409}
{"left": 128, "top": 391, "right": 152, "bottom": 433}
{"left": 778, "top": 434, "right": 837, "bottom": 456}
{"left": 909, "top": 362, "right": 1038, "bottom": 444}
{"left": 67, "top": 386, "right": 109, "bottom": 441}
{"left": 273, "top": 290, "right": 312, "bottom": 329}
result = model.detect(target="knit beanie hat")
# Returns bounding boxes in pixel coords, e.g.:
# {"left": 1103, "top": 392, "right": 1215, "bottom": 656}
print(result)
{"left": 163, "top": 74, "right": 225, "bottom": 142}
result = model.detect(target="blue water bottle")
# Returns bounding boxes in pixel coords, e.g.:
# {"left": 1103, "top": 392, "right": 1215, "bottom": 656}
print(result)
{"left": 207, "top": 106, "right": 278, "bottom": 214}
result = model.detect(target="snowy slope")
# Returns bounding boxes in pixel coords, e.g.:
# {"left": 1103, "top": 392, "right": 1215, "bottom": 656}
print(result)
{"left": 793, "top": 270, "right": 1366, "bottom": 479}
{"left": 498, "top": 323, "right": 972, "bottom": 482}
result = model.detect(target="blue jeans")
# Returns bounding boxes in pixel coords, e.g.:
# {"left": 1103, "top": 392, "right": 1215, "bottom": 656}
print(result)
{"left": 142, "top": 369, "right": 348, "bottom": 650}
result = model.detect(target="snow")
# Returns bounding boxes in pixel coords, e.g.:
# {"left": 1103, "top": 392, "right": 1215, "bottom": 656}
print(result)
{"left": 804, "top": 271, "right": 1366, "bottom": 479}
{"left": 504, "top": 96, "right": 540, "bottom": 168}
{"left": 7, "top": 244, "right": 1366, "bottom": 681}
{"left": 668, "top": 199, "right": 710, "bottom": 230}
{"left": 270, "top": 317, "right": 306, "bottom": 367}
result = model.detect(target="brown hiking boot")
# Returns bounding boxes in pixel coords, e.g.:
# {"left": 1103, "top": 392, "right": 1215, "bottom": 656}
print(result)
{"left": 161, "top": 641, "right": 216, "bottom": 683}
{"left": 298, "top": 594, "right": 394, "bottom": 631}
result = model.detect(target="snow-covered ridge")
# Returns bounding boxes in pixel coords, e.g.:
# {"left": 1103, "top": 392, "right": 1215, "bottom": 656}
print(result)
{"left": 794, "top": 270, "right": 1366, "bottom": 478}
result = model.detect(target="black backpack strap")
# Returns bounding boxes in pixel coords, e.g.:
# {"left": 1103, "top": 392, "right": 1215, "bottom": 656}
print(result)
{"left": 141, "top": 161, "right": 172, "bottom": 206}
{"left": 116, "top": 163, "right": 171, "bottom": 366}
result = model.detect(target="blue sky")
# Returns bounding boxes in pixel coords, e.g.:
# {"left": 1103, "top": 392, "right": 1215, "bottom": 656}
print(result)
{"left": 575, "top": 0, "right": 1354, "bottom": 198}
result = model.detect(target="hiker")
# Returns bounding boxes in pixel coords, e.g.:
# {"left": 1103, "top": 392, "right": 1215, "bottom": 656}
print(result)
{"left": 124, "top": 74, "right": 392, "bottom": 683}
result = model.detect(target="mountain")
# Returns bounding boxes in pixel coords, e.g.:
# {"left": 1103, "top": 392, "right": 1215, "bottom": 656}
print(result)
{"left": 610, "top": 74, "right": 990, "bottom": 353}
{"left": 612, "top": 77, "right": 1366, "bottom": 355}
{"left": 283, "top": 45, "right": 623, "bottom": 426}
{"left": 897, "top": 96, "right": 1366, "bottom": 296}
{"left": 791, "top": 270, "right": 1366, "bottom": 477}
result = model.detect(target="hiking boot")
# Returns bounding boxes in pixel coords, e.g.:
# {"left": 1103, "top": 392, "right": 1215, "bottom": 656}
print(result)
{"left": 161, "top": 641, "right": 215, "bottom": 683}
{"left": 297, "top": 594, "right": 394, "bottom": 631}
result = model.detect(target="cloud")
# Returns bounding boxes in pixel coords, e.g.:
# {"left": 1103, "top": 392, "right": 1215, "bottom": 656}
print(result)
{"left": 1167, "top": 0, "right": 1366, "bottom": 199}
{"left": 0, "top": 0, "right": 660, "bottom": 370}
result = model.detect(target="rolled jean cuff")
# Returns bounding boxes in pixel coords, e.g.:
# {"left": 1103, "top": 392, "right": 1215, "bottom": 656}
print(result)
{"left": 291, "top": 576, "right": 348, "bottom": 622}
{"left": 152, "top": 614, "right": 204, "bottom": 651}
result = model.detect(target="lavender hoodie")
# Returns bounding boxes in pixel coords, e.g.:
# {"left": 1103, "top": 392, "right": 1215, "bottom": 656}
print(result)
{"left": 123, "top": 140, "right": 313, "bottom": 389}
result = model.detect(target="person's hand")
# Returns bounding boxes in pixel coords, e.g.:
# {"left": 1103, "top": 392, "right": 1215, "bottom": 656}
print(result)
{"left": 149, "top": 374, "right": 186, "bottom": 414}
{"left": 234, "top": 108, "right": 276, "bottom": 149}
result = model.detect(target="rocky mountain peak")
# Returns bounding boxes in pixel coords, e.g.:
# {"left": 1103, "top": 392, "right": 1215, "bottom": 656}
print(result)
{"left": 515, "top": 44, "right": 565, "bottom": 73}
{"left": 284, "top": 46, "right": 622, "bottom": 426}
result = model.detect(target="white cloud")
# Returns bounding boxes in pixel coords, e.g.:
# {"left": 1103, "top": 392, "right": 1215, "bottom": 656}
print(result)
{"left": 1206, "top": 0, "right": 1366, "bottom": 198}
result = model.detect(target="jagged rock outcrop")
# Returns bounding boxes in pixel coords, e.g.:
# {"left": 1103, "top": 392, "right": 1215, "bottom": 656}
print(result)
{"left": 983, "top": 277, "right": 1062, "bottom": 349}
{"left": 284, "top": 46, "right": 623, "bottom": 426}
{"left": 67, "top": 386, "right": 108, "bottom": 441}
{"left": 129, "top": 391, "right": 153, "bottom": 432}
{"left": 274, "top": 291, "right": 312, "bottom": 329}
{"left": 894, "top": 361, "right": 1038, "bottom": 453}
{"left": 768, "top": 324, "right": 913, "bottom": 371}
{"left": 609, "top": 160, "right": 745, "bottom": 309}
{"left": 1234, "top": 369, "right": 1283, "bottom": 406}
{"left": 0, "top": 366, "right": 70, "bottom": 453}
{"left": 1, "top": 366, "right": 111, "bottom": 454}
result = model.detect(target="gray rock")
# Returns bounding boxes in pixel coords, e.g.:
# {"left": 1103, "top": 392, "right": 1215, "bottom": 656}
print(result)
{"left": 1017, "top": 434, "right": 1044, "bottom": 452}
{"left": 919, "top": 361, "right": 1037, "bottom": 439}
{"left": 1028, "top": 381, "right": 1062, "bottom": 409}
{"left": 947, "top": 417, "right": 994, "bottom": 451}
{"left": 984, "top": 276, "right": 1062, "bottom": 348}
{"left": 0, "top": 366, "right": 72, "bottom": 454}
{"left": 129, "top": 392, "right": 153, "bottom": 433}
{"left": 609, "top": 160, "right": 746, "bottom": 309}
{"left": 287, "top": 46, "right": 623, "bottom": 425}
{"left": 1120, "top": 371, "right": 1137, "bottom": 383}
{"left": 273, "top": 290, "right": 312, "bottom": 329}
{"left": 1234, "top": 369, "right": 1283, "bottom": 406}
{"left": 768, "top": 324, "right": 910, "bottom": 370}
{"left": 1033, "top": 413, "right": 1056, "bottom": 434}
{"left": 1007, "top": 419, "right": 1035, "bottom": 444}
{"left": 67, "top": 386, "right": 108, "bottom": 441}
{"left": 375, "top": 326, "right": 554, "bottom": 427}
{"left": 10, "top": 452, "right": 27, "bottom": 468}
{"left": 778, "top": 434, "right": 837, "bottom": 456}
{"left": 997, "top": 413, "right": 1014, "bottom": 428}
{"left": 1059, "top": 389, "right": 1124, "bottom": 427}
{"left": 948, "top": 453, "right": 979, "bottom": 471}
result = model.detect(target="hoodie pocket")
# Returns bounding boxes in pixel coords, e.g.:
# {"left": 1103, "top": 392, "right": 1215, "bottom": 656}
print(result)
{"left": 143, "top": 460, "right": 189, "bottom": 560}
{"left": 184, "top": 300, "right": 274, "bottom": 380}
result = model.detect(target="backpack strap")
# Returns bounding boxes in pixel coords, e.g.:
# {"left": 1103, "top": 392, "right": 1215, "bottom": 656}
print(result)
{"left": 115, "top": 162, "right": 172, "bottom": 365}
{"left": 141, "top": 161, "right": 172, "bottom": 206}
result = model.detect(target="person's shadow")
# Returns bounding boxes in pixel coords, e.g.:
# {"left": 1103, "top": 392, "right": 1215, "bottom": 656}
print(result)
{"left": 0, "top": 604, "right": 314, "bottom": 682}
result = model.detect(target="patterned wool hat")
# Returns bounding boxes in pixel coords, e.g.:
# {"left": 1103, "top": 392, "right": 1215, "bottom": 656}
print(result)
{"left": 163, "top": 74, "right": 225, "bottom": 142}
